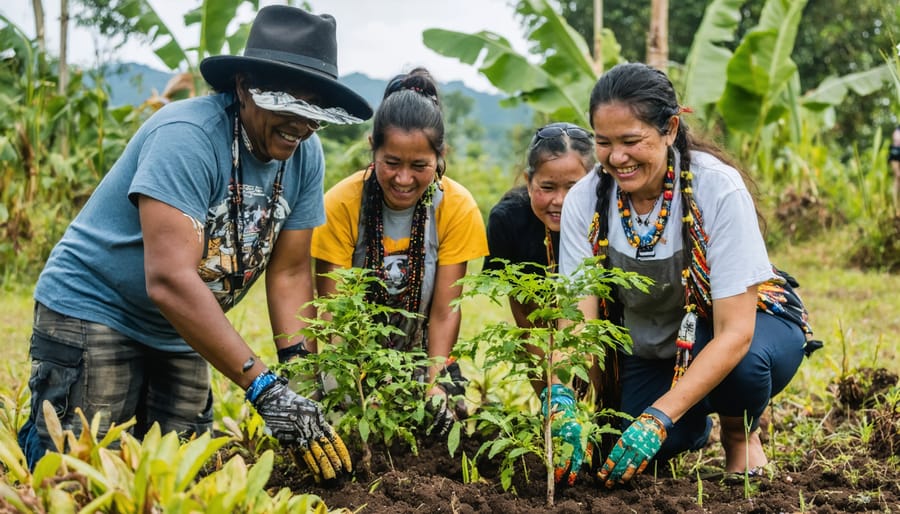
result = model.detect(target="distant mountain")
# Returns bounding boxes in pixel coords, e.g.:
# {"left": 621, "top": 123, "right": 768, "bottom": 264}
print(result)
{"left": 99, "top": 63, "right": 533, "bottom": 137}
{"left": 99, "top": 63, "right": 179, "bottom": 106}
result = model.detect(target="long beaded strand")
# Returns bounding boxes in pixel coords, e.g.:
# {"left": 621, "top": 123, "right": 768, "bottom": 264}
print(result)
{"left": 544, "top": 226, "right": 556, "bottom": 273}
{"left": 362, "top": 165, "right": 432, "bottom": 315}
{"left": 672, "top": 168, "right": 709, "bottom": 387}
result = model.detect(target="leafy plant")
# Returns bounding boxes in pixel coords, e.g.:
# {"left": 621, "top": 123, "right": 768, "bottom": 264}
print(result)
{"left": 0, "top": 401, "right": 334, "bottom": 512}
{"left": 281, "top": 267, "right": 444, "bottom": 474}
{"left": 450, "top": 257, "right": 650, "bottom": 505}
{"left": 422, "top": 0, "right": 622, "bottom": 127}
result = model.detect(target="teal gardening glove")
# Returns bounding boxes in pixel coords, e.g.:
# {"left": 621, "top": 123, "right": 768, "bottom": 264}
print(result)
{"left": 541, "top": 384, "right": 592, "bottom": 485}
{"left": 598, "top": 406, "right": 673, "bottom": 487}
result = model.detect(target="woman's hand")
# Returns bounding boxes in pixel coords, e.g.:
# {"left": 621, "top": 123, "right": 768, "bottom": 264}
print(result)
{"left": 597, "top": 407, "right": 672, "bottom": 487}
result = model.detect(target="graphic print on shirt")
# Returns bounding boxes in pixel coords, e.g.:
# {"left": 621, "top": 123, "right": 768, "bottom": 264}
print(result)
{"left": 379, "top": 235, "right": 411, "bottom": 302}
{"left": 199, "top": 184, "right": 290, "bottom": 309}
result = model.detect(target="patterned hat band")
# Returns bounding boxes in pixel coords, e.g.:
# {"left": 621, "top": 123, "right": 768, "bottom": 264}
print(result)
{"left": 250, "top": 89, "right": 364, "bottom": 125}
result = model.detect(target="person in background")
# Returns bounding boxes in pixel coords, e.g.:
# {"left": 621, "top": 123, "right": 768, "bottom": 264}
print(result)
{"left": 18, "top": 5, "right": 371, "bottom": 482}
{"left": 558, "top": 62, "right": 819, "bottom": 487}
{"left": 311, "top": 67, "right": 489, "bottom": 438}
{"left": 890, "top": 124, "right": 900, "bottom": 216}
{"left": 484, "top": 122, "right": 595, "bottom": 325}
{"left": 483, "top": 121, "right": 601, "bottom": 484}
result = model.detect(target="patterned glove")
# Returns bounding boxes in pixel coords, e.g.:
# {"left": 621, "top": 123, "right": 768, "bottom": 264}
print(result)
{"left": 541, "top": 384, "right": 591, "bottom": 485}
{"left": 426, "top": 360, "right": 469, "bottom": 438}
{"left": 248, "top": 372, "right": 352, "bottom": 481}
{"left": 425, "top": 390, "right": 456, "bottom": 439}
{"left": 597, "top": 406, "right": 672, "bottom": 487}
{"left": 276, "top": 338, "right": 311, "bottom": 364}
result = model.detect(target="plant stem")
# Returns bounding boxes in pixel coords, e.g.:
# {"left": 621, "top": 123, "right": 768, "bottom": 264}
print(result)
{"left": 545, "top": 334, "right": 555, "bottom": 507}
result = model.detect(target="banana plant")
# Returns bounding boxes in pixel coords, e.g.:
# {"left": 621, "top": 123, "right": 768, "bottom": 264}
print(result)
{"left": 423, "top": 0, "right": 622, "bottom": 127}
{"left": 716, "top": 0, "right": 808, "bottom": 137}
{"left": 108, "top": 0, "right": 257, "bottom": 92}
{"left": 683, "top": 0, "right": 893, "bottom": 143}
{"left": 679, "top": 0, "right": 745, "bottom": 124}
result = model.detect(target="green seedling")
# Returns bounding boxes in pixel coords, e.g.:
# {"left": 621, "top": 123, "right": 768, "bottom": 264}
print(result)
{"left": 451, "top": 257, "right": 650, "bottom": 506}
{"left": 282, "top": 267, "right": 452, "bottom": 474}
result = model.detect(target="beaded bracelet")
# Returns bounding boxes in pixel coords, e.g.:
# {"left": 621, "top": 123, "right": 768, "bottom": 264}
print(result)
{"left": 245, "top": 370, "right": 278, "bottom": 403}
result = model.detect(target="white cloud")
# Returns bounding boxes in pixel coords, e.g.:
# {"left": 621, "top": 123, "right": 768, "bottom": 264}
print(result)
{"left": 1, "top": 0, "right": 530, "bottom": 93}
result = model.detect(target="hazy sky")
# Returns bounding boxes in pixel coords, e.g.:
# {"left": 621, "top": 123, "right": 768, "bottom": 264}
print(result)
{"left": 1, "top": 0, "right": 531, "bottom": 93}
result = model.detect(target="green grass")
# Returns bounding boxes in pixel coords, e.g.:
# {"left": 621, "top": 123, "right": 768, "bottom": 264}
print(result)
{"left": 769, "top": 227, "right": 900, "bottom": 402}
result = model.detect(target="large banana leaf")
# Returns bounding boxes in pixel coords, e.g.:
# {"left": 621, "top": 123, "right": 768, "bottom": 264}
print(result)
{"left": 184, "top": 0, "right": 257, "bottom": 59}
{"left": 423, "top": 0, "right": 619, "bottom": 127}
{"left": 717, "top": 0, "right": 807, "bottom": 135}
{"left": 113, "top": 0, "right": 254, "bottom": 76}
{"left": 680, "top": 0, "right": 744, "bottom": 121}
{"left": 802, "top": 64, "right": 893, "bottom": 111}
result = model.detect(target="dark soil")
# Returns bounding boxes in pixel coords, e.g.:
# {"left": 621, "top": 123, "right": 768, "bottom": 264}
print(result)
{"left": 270, "top": 368, "right": 900, "bottom": 513}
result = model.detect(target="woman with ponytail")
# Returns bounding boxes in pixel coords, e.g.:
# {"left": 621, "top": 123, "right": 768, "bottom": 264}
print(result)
{"left": 311, "top": 67, "right": 488, "bottom": 437}
{"left": 558, "top": 63, "right": 818, "bottom": 486}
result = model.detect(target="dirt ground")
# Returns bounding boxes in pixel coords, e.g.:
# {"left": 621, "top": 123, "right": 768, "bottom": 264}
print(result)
{"left": 273, "top": 369, "right": 900, "bottom": 513}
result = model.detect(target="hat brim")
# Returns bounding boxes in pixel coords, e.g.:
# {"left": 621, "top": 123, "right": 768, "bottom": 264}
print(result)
{"left": 200, "top": 55, "right": 373, "bottom": 122}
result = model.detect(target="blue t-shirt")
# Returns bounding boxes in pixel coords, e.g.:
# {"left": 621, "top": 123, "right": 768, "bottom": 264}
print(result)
{"left": 34, "top": 93, "right": 326, "bottom": 352}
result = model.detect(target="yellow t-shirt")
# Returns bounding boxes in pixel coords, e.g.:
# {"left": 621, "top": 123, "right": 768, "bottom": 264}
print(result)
{"left": 311, "top": 169, "right": 488, "bottom": 268}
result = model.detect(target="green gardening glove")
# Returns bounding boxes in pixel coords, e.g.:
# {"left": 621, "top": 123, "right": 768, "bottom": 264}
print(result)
{"left": 541, "top": 384, "right": 591, "bottom": 485}
{"left": 598, "top": 406, "right": 672, "bottom": 488}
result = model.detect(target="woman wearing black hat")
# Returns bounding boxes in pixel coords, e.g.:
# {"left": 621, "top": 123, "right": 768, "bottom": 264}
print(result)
{"left": 19, "top": 5, "right": 368, "bottom": 482}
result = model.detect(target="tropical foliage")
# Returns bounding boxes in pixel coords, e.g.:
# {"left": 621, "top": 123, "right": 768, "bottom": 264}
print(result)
{"left": 0, "top": 0, "right": 899, "bottom": 509}
{"left": 425, "top": 0, "right": 900, "bottom": 269}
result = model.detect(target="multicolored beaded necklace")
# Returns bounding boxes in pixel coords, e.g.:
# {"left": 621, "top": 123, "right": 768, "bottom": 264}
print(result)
{"left": 362, "top": 164, "right": 435, "bottom": 315}
{"left": 616, "top": 163, "right": 675, "bottom": 258}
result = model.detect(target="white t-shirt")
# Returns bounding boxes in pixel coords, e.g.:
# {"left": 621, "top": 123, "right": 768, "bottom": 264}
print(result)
{"left": 559, "top": 150, "right": 775, "bottom": 358}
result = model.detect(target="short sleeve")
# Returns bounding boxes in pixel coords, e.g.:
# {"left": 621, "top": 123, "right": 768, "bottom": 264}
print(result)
{"left": 435, "top": 179, "right": 489, "bottom": 265}
{"left": 129, "top": 123, "right": 220, "bottom": 221}
{"left": 311, "top": 171, "right": 365, "bottom": 268}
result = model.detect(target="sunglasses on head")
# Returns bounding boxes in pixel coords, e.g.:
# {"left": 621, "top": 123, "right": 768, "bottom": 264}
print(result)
{"left": 531, "top": 123, "right": 593, "bottom": 146}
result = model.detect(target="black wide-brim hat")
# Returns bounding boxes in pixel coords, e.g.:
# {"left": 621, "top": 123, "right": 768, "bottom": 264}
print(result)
{"left": 200, "top": 5, "right": 372, "bottom": 121}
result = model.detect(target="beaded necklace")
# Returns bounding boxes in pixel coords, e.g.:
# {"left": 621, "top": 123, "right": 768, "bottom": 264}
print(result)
{"left": 616, "top": 163, "right": 675, "bottom": 258}
{"left": 228, "top": 110, "right": 285, "bottom": 300}
{"left": 362, "top": 165, "right": 435, "bottom": 314}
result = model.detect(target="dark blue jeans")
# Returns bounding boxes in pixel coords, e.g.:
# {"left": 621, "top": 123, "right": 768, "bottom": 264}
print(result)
{"left": 619, "top": 311, "right": 806, "bottom": 462}
{"left": 18, "top": 303, "right": 214, "bottom": 469}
